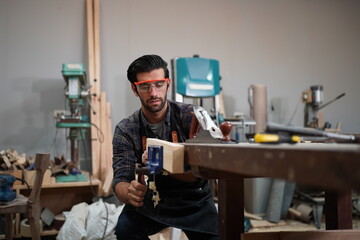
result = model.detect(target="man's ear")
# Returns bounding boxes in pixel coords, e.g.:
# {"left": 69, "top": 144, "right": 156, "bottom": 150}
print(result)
{"left": 131, "top": 84, "right": 139, "bottom": 97}
{"left": 166, "top": 79, "right": 171, "bottom": 92}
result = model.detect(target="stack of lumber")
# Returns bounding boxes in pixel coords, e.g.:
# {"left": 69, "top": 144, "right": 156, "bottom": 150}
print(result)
{"left": 0, "top": 149, "right": 28, "bottom": 170}
{"left": 86, "top": 0, "right": 113, "bottom": 196}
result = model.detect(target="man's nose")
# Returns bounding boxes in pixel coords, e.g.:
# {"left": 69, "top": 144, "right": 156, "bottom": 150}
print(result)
{"left": 148, "top": 85, "right": 158, "bottom": 95}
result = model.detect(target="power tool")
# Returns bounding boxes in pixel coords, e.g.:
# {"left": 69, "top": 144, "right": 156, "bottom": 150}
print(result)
{"left": 302, "top": 85, "right": 345, "bottom": 128}
{"left": 0, "top": 174, "right": 17, "bottom": 202}
{"left": 55, "top": 63, "right": 91, "bottom": 165}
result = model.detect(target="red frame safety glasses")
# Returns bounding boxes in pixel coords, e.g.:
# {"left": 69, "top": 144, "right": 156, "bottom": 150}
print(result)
{"left": 134, "top": 79, "right": 170, "bottom": 93}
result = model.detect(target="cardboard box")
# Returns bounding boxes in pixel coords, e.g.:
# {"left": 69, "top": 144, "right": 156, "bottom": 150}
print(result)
{"left": 0, "top": 170, "right": 23, "bottom": 185}
{"left": 23, "top": 169, "right": 52, "bottom": 186}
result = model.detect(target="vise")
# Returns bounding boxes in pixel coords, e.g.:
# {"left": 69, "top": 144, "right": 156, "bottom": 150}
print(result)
{"left": 0, "top": 174, "right": 17, "bottom": 202}
{"left": 136, "top": 145, "right": 164, "bottom": 176}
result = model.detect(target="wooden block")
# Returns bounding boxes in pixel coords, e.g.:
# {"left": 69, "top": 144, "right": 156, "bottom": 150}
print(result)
{"left": 250, "top": 220, "right": 286, "bottom": 228}
{"left": 1, "top": 155, "right": 12, "bottom": 168}
{"left": 245, "top": 210, "right": 263, "bottom": 220}
{"left": 23, "top": 169, "right": 52, "bottom": 186}
{"left": 146, "top": 138, "right": 184, "bottom": 174}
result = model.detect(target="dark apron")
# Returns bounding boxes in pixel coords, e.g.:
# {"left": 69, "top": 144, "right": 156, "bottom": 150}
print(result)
{"left": 124, "top": 105, "right": 218, "bottom": 235}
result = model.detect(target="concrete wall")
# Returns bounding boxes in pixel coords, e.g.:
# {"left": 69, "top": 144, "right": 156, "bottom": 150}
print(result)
{"left": 1, "top": 0, "right": 359, "bottom": 156}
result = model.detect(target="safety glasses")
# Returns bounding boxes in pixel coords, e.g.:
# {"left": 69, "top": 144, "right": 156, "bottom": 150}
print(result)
{"left": 134, "top": 79, "right": 169, "bottom": 93}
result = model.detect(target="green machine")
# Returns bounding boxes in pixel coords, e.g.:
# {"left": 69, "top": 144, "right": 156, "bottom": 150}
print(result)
{"left": 56, "top": 63, "right": 91, "bottom": 165}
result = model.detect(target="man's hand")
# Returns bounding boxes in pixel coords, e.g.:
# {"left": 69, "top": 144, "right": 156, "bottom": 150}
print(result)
{"left": 127, "top": 179, "right": 147, "bottom": 207}
{"left": 142, "top": 150, "right": 148, "bottom": 165}
{"left": 114, "top": 180, "right": 147, "bottom": 207}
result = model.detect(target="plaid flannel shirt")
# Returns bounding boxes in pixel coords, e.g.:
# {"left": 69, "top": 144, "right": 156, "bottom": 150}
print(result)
{"left": 112, "top": 100, "right": 194, "bottom": 188}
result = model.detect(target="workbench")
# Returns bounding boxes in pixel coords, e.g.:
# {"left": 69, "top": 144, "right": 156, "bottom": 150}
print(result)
{"left": 184, "top": 142, "right": 360, "bottom": 240}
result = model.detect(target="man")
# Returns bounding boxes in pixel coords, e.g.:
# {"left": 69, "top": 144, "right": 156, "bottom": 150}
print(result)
{"left": 112, "top": 55, "right": 219, "bottom": 240}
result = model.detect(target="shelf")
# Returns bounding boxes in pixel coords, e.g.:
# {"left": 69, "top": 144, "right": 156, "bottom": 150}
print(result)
{"left": 14, "top": 178, "right": 101, "bottom": 190}
{"left": 0, "top": 178, "right": 102, "bottom": 239}
{"left": 0, "top": 229, "right": 59, "bottom": 239}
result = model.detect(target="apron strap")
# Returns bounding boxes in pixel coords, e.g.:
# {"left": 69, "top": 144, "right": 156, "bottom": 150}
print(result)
{"left": 142, "top": 136, "right": 147, "bottom": 151}
{"left": 172, "top": 131, "right": 178, "bottom": 143}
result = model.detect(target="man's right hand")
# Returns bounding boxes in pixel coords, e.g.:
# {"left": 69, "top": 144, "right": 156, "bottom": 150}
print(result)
{"left": 127, "top": 179, "right": 147, "bottom": 207}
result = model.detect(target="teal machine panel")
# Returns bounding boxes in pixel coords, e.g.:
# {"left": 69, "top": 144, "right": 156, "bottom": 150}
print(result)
{"left": 174, "top": 57, "right": 220, "bottom": 97}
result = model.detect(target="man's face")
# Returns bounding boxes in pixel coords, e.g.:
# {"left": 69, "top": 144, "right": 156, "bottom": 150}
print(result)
{"left": 132, "top": 68, "right": 169, "bottom": 113}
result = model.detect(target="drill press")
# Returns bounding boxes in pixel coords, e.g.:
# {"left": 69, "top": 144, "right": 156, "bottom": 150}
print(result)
{"left": 302, "top": 85, "right": 324, "bottom": 128}
{"left": 302, "top": 85, "right": 345, "bottom": 129}
{"left": 56, "top": 63, "right": 91, "bottom": 165}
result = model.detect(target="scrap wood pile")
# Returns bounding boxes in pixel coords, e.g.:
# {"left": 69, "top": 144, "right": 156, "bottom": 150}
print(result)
{"left": 0, "top": 148, "right": 88, "bottom": 180}
{"left": 0, "top": 149, "right": 32, "bottom": 170}
{"left": 51, "top": 154, "right": 87, "bottom": 177}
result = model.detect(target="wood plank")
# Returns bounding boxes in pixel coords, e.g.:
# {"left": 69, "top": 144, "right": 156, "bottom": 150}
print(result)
{"left": 242, "top": 232, "right": 279, "bottom": 240}
{"left": 102, "top": 167, "right": 113, "bottom": 196}
{"left": 86, "top": 0, "right": 94, "bottom": 82}
{"left": 87, "top": 0, "right": 101, "bottom": 180}
{"left": 250, "top": 220, "right": 286, "bottom": 229}
{"left": 90, "top": 97, "right": 101, "bottom": 180}
{"left": 241, "top": 230, "right": 360, "bottom": 240}
{"left": 93, "top": 0, "right": 101, "bottom": 97}
{"left": 146, "top": 138, "right": 184, "bottom": 173}
{"left": 14, "top": 179, "right": 101, "bottom": 189}
{"left": 280, "top": 230, "right": 360, "bottom": 240}
{"left": 101, "top": 101, "right": 113, "bottom": 195}
{"left": 99, "top": 91, "right": 107, "bottom": 184}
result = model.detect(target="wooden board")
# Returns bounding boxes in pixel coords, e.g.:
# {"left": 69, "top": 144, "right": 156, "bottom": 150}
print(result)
{"left": 280, "top": 230, "right": 360, "bottom": 240}
{"left": 99, "top": 91, "right": 107, "bottom": 184}
{"left": 87, "top": 0, "right": 102, "bottom": 181}
{"left": 102, "top": 101, "right": 113, "bottom": 195}
{"left": 184, "top": 143, "right": 360, "bottom": 191}
{"left": 146, "top": 138, "right": 184, "bottom": 173}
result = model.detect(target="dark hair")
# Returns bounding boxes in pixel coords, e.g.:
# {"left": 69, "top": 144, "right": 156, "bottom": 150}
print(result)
{"left": 127, "top": 54, "right": 169, "bottom": 84}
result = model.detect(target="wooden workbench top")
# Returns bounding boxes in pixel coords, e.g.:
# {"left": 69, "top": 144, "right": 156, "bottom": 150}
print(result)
{"left": 183, "top": 142, "right": 360, "bottom": 191}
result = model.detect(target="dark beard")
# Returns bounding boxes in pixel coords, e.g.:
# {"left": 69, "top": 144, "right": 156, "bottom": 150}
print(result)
{"left": 140, "top": 94, "right": 167, "bottom": 113}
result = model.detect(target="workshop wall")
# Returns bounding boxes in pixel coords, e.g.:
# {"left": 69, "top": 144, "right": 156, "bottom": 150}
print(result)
{"left": 1, "top": 0, "right": 360, "bottom": 158}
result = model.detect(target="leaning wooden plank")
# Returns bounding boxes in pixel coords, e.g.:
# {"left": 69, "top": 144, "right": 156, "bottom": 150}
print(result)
{"left": 91, "top": 97, "right": 101, "bottom": 180}
{"left": 92, "top": 0, "right": 102, "bottom": 181}
{"left": 99, "top": 91, "right": 107, "bottom": 184}
{"left": 101, "top": 101, "right": 113, "bottom": 196}
{"left": 93, "top": 0, "right": 101, "bottom": 97}
{"left": 102, "top": 167, "right": 113, "bottom": 196}
{"left": 87, "top": 0, "right": 101, "bottom": 180}
{"left": 146, "top": 138, "right": 184, "bottom": 174}
{"left": 86, "top": 0, "right": 94, "bottom": 83}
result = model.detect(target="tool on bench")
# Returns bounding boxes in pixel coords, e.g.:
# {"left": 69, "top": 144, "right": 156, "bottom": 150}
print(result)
{"left": 302, "top": 85, "right": 345, "bottom": 129}
{"left": 266, "top": 122, "right": 357, "bottom": 142}
{"left": 193, "top": 106, "right": 223, "bottom": 139}
{"left": 254, "top": 133, "right": 300, "bottom": 144}
{"left": 0, "top": 174, "right": 17, "bottom": 202}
